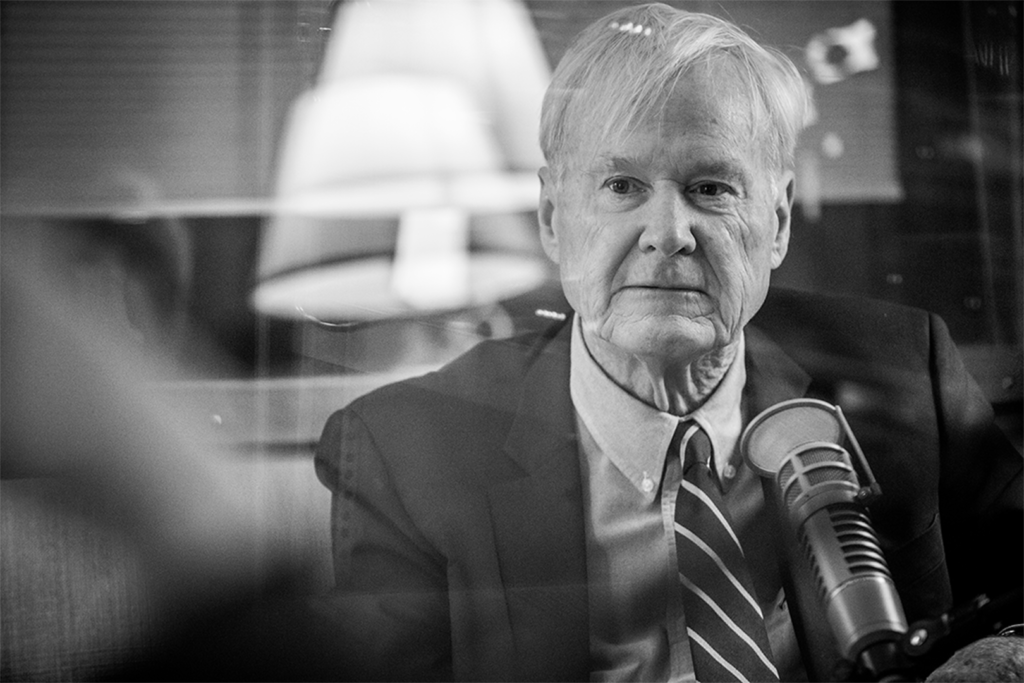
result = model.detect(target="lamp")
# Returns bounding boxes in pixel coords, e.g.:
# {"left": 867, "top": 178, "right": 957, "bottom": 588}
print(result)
{"left": 252, "top": 0, "right": 552, "bottom": 322}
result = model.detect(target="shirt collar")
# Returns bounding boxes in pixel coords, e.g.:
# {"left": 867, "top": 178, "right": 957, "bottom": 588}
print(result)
{"left": 569, "top": 315, "right": 746, "bottom": 496}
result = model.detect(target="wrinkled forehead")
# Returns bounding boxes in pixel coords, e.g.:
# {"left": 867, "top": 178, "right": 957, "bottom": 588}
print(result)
{"left": 563, "top": 60, "right": 766, "bottom": 173}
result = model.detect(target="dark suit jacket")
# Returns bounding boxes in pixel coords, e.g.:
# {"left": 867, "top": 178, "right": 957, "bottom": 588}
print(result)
{"left": 314, "top": 288, "right": 1022, "bottom": 681}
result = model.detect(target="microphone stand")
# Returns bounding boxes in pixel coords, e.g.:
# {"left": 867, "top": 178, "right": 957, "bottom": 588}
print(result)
{"left": 767, "top": 478, "right": 1022, "bottom": 681}
{"left": 862, "top": 588, "right": 1024, "bottom": 682}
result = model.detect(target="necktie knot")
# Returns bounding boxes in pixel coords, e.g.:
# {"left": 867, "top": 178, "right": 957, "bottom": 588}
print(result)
{"left": 678, "top": 420, "right": 713, "bottom": 476}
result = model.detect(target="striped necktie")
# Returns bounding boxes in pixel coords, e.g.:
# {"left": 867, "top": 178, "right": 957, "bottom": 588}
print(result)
{"left": 673, "top": 420, "right": 779, "bottom": 682}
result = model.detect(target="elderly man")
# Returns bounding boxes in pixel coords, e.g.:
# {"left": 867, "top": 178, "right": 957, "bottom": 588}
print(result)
{"left": 315, "top": 4, "right": 1022, "bottom": 681}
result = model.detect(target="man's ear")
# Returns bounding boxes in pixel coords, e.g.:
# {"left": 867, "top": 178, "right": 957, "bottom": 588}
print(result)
{"left": 770, "top": 170, "right": 795, "bottom": 269}
{"left": 537, "top": 166, "right": 560, "bottom": 264}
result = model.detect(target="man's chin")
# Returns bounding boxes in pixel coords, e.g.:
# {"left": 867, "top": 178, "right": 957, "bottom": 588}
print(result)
{"left": 609, "top": 320, "right": 721, "bottom": 364}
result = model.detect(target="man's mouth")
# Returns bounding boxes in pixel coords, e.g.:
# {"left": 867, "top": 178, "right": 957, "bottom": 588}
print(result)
{"left": 625, "top": 283, "right": 704, "bottom": 292}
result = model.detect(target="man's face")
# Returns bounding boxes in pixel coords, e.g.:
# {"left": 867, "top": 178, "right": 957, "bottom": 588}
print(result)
{"left": 538, "top": 65, "right": 794, "bottom": 366}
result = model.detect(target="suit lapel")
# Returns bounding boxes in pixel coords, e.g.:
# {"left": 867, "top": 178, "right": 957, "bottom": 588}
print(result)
{"left": 488, "top": 325, "right": 590, "bottom": 681}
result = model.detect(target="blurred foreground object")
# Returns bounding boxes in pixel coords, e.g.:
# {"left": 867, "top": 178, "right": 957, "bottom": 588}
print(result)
{"left": 926, "top": 636, "right": 1024, "bottom": 682}
{"left": 0, "top": 227, "right": 337, "bottom": 680}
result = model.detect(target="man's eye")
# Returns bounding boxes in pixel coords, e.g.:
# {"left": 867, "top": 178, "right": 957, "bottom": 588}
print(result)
{"left": 605, "top": 177, "right": 638, "bottom": 194}
{"left": 694, "top": 182, "right": 730, "bottom": 196}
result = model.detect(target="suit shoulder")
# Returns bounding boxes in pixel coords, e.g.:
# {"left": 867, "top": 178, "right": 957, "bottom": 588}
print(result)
{"left": 328, "top": 321, "right": 569, "bottom": 429}
{"left": 759, "top": 287, "right": 930, "bottom": 329}
{"left": 315, "top": 322, "right": 569, "bottom": 490}
{"left": 758, "top": 288, "right": 932, "bottom": 345}
{"left": 750, "top": 288, "right": 948, "bottom": 381}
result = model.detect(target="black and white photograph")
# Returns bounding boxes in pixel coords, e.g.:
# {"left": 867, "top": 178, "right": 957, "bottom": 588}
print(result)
{"left": 1, "top": 1, "right": 1021, "bottom": 681}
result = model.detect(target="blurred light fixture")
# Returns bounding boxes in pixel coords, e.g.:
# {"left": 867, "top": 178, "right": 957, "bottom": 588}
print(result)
{"left": 253, "top": 0, "right": 551, "bottom": 322}
{"left": 805, "top": 18, "right": 880, "bottom": 85}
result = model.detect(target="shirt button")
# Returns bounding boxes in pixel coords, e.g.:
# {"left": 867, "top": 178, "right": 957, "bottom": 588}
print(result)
{"left": 723, "top": 464, "right": 737, "bottom": 480}
{"left": 641, "top": 474, "right": 655, "bottom": 492}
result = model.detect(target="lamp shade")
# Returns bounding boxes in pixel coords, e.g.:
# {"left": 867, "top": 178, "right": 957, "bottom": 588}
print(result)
{"left": 269, "top": 76, "right": 540, "bottom": 217}
{"left": 319, "top": 0, "right": 549, "bottom": 171}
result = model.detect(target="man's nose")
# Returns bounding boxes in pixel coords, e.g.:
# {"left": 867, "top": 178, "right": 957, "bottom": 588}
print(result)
{"left": 637, "top": 186, "right": 697, "bottom": 256}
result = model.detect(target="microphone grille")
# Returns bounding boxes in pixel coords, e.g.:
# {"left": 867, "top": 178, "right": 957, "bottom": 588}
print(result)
{"left": 778, "top": 444, "right": 859, "bottom": 510}
{"left": 741, "top": 398, "right": 844, "bottom": 476}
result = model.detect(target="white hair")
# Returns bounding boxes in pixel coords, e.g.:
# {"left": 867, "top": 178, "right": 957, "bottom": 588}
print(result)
{"left": 540, "top": 3, "right": 812, "bottom": 178}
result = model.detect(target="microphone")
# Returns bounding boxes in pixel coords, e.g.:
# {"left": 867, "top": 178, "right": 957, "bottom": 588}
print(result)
{"left": 741, "top": 398, "right": 909, "bottom": 680}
